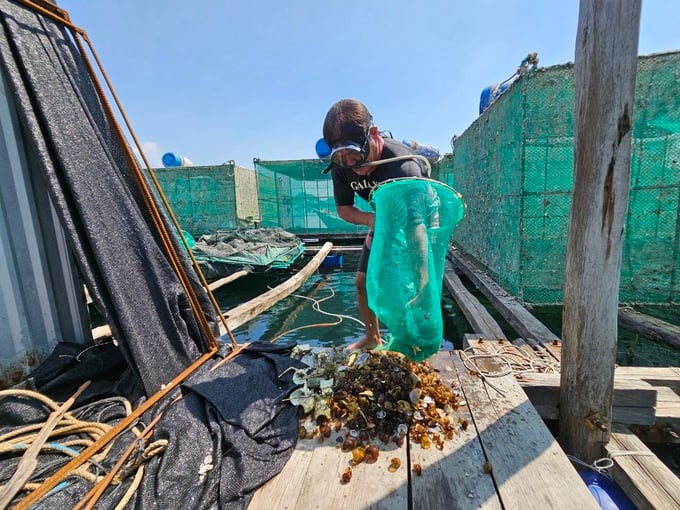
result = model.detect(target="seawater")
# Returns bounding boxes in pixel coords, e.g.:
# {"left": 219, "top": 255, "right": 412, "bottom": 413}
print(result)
{"left": 213, "top": 254, "right": 680, "bottom": 367}
{"left": 530, "top": 304, "right": 680, "bottom": 367}
{"left": 213, "top": 252, "right": 470, "bottom": 349}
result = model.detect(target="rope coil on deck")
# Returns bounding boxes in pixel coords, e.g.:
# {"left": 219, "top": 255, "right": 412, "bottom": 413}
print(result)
{"left": 0, "top": 387, "right": 167, "bottom": 508}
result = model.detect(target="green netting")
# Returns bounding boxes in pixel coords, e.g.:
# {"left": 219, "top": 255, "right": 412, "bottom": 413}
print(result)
{"left": 147, "top": 164, "right": 239, "bottom": 236}
{"left": 367, "top": 178, "right": 466, "bottom": 361}
{"left": 444, "top": 51, "right": 680, "bottom": 305}
{"left": 253, "top": 159, "right": 373, "bottom": 235}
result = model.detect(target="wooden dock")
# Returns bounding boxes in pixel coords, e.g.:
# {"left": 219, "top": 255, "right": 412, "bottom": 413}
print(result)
{"left": 248, "top": 349, "right": 600, "bottom": 510}
{"left": 248, "top": 244, "right": 680, "bottom": 509}
{"left": 443, "top": 247, "right": 680, "bottom": 509}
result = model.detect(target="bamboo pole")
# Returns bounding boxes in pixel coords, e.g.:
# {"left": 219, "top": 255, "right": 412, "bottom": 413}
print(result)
{"left": 219, "top": 242, "right": 333, "bottom": 334}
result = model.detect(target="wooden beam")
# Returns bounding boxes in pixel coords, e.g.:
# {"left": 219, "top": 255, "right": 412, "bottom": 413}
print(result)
{"left": 447, "top": 247, "right": 561, "bottom": 343}
{"left": 412, "top": 351, "right": 502, "bottom": 509}
{"left": 443, "top": 259, "right": 507, "bottom": 339}
{"left": 559, "top": 0, "right": 642, "bottom": 462}
{"left": 207, "top": 269, "right": 250, "bottom": 291}
{"left": 451, "top": 352, "right": 600, "bottom": 509}
{"left": 219, "top": 242, "right": 333, "bottom": 334}
{"left": 607, "top": 423, "right": 680, "bottom": 509}
{"left": 519, "top": 372, "right": 656, "bottom": 426}
{"left": 618, "top": 307, "right": 680, "bottom": 350}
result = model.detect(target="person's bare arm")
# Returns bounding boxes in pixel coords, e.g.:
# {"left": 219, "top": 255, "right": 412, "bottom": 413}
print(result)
{"left": 336, "top": 204, "right": 375, "bottom": 231}
{"left": 406, "top": 222, "right": 429, "bottom": 293}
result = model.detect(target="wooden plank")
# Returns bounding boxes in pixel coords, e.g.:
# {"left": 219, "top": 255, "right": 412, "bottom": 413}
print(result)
{"left": 510, "top": 338, "right": 541, "bottom": 362}
{"left": 249, "top": 420, "right": 409, "bottom": 509}
{"left": 525, "top": 337, "right": 562, "bottom": 363}
{"left": 607, "top": 423, "right": 680, "bottom": 510}
{"left": 536, "top": 338, "right": 562, "bottom": 363}
{"left": 207, "top": 269, "right": 249, "bottom": 291}
{"left": 618, "top": 307, "right": 680, "bottom": 350}
{"left": 410, "top": 351, "right": 502, "bottom": 509}
{"left": 653, "top": 386, "right": 680, "bottom": 426}
{"left": 519, "top": 373, "right": 657, "bottom": 426}
{"left": 443, "top": 260, "right": 507, "bottom": 340}
{"left": 614, "top": 366, "right": 680, "bottom": 392}
{"left": 451, "top": 351, "right": 600, "bottom": 509}
{"left": 447, "top": 247, "right": 561, "bottom": 344}
{"left": 463, "top": 337, "right": 561, "bottom": 376}
{"left": 248, "top": 443, "right": 315, "bottom": 509}
{"left": 220, "top": 242, "right": 333, "bottom": 334}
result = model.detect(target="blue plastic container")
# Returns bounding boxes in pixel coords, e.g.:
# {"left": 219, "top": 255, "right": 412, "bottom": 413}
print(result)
{"left": 578, "top": 471, "right": 636, "bottom": 510}
{"left": 320, "top": 254, "right": 343, "bottom": 268}
{"left": 162, "top": 152, "right": 192, "bottom": 167}
{"left": 315, "top": 138, "right": 331, "bottom": 159}
{"left": 479, "top": 81, "right": 512, "bottom": 114}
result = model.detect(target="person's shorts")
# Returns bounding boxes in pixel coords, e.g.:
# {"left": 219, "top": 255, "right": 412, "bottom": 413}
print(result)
{"left": 357, "top": 232, "right": 373, "bottom": 273}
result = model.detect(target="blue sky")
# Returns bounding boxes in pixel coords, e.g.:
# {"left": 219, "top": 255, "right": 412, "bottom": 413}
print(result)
{"left": 57, "top": 1, "right": 680, "bottom": 169}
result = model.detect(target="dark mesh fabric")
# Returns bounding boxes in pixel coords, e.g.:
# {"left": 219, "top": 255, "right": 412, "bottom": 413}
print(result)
{"left": 0, "top": 2, "right": 305, "bottom": 508}
{"left": 1, "top": 344, "right": 306, "bottom": 510}
{"left": 0, "top": 0, "right": 217, "bottom": 397}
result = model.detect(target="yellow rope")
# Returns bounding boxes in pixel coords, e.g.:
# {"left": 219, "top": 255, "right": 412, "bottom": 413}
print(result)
{"left": 0, "top": 388, "right": 129, "bottom": 506}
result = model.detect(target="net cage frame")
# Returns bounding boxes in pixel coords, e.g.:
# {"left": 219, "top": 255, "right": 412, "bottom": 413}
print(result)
{"left": 441, "top": 51, "right": 680, "bottom": 305}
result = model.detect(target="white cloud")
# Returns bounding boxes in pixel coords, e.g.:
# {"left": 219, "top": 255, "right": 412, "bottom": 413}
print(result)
{"left": 132, "top": 141, "right": 163, "bottom": 169}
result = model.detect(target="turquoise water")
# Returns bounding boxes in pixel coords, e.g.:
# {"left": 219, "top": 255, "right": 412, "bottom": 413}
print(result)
{"left": 214, "top": 252, "right": 469, "bottom": 349}
{"left": 214, "top": 253, "right": 679, "bottom": 367}
{"left": 460, "top": 277, "right": 680, "bottom": 367}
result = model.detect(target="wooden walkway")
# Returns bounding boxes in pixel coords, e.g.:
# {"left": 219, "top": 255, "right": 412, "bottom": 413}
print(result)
{"left": 444, "top": 247, "right": 680, "bottom": 509}
{"left": 248, "top": 349, "right": 600, "bottom": 510}
{"left": 247, "top": 244, "right": 680, "bottom": 509}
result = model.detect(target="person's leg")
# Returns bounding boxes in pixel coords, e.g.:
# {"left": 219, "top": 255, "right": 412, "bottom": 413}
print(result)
{"left": 347, "top": 233, "right": 383, "bottom": 350}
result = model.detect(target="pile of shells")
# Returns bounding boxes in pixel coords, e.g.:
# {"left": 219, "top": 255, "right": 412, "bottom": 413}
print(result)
{"left": 288, "top": 346, "right": 466, "bottom": 464}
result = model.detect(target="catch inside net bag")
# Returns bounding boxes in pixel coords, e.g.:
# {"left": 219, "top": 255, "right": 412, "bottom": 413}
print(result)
{"left": 367, "top": 177, "right": 466, "bottom": 361}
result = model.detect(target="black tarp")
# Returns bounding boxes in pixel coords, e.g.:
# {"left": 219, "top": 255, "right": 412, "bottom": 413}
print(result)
{"left": 0, "top": 0, "right": 214, "bottom": 397}
{"left": 0, "top": 2, "right": 302, "bottom": 507}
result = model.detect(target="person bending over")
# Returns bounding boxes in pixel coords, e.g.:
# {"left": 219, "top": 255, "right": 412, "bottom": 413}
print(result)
{"left": 322, "top": 98, "right": 428, "bottom": 350}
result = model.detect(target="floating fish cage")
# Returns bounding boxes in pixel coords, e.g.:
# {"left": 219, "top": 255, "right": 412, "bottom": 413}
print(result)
{"left": 252, "top": 158, "right": 454, "bottom": 236}
{"left": 148, "top": 163, "right": 260, "bottom": 236}
{"left": 445, "top": 51, "right": 680, "bottom": 305}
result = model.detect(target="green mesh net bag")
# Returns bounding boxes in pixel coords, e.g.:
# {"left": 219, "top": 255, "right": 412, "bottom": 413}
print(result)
{"left": 367, "top": 177, "right": 466, "bottom": 361}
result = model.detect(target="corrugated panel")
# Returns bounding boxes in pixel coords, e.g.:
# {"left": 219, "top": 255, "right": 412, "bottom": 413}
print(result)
{"left": 0, "top": 71, "right": 90, "bottom": 388}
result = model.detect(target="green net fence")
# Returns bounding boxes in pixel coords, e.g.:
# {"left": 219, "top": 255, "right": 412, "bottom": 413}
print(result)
{"left": 148, "top": 163, "right": 259, "bottom": 236}
{"left": 443, "top": 51, "right": 680, "bottom": 305}
{"left": 253, "top": 157, "right": 454, "bottom": 236}
{"left": 254, "top": 159, "right": 372, "bottom": 235}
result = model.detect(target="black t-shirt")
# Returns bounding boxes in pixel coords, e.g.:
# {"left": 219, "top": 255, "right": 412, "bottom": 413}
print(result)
{"left": 330, "top": 138, "right": 428, "bottom": 207}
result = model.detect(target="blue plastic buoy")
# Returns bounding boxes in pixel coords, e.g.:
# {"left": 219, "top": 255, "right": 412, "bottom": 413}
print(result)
{"left": 162, "top": 152, "right": 192, "bottom": 167}
{"left": 579, "top": 471, "right": 636, "bottom": 510}
{"left": 315, "top": 138, "right": 331, "bottom": 159}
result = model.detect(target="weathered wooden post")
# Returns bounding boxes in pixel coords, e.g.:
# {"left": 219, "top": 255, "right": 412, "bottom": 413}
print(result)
{"left": 559, "top": 0, "right": 641, "bottom": 462}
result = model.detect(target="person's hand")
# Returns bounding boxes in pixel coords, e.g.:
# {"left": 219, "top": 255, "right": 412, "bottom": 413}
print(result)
{"left": 406, "top": 271, "right": 429, "bottom": 308}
